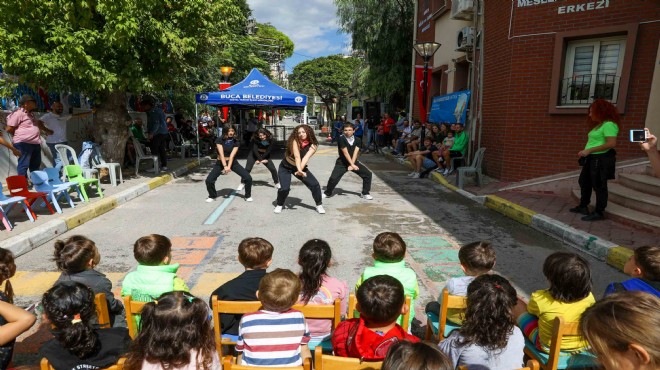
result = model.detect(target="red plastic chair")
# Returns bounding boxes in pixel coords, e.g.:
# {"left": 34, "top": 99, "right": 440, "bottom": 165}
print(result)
{"left": 6, "top": 176, "right": 56, "bottom": 216}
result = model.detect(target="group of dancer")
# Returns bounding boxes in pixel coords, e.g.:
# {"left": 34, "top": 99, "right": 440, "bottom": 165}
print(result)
{"left": 205, "top": 122, "right": 373, "bottom": 214}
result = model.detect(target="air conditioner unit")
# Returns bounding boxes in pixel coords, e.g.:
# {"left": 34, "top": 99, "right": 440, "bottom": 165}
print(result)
{"left": 450, "top": 0, "right": 474, "bottom": 21}
{"left": 456, "top": 27, "right": 475, "bottom": 51}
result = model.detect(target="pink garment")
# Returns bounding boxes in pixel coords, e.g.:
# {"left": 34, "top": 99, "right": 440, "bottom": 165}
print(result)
{"left": 6, "top": 108, "right": 41, "bottom": 144}
{"left": 141, "top": 349, "right": 220, "bottom": 370}
{"left": 299, "top": 275, "right": 348, "bottom": 340}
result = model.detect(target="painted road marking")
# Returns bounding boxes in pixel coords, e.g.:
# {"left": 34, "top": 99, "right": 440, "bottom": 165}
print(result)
{"left": 204, "top": 191, "right": 237, "bottom": 225}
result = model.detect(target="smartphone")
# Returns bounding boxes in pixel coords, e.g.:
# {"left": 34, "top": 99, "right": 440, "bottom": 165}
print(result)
{"left": 630, "top": 129, "right": 648, "bottom": 143}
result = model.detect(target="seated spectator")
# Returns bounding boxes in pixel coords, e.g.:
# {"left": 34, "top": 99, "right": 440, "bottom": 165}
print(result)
{"left": 209, "top": 237, "right": 273, "bottom": 336}
{"left": 382, "top": 341, "right": 452, "bottom": 370}
{"left": 39, "top": 282, "right": 130, "bottom": 370}
{"left": 180, "top": 120, "right": 196, "bottom": 141}
{"left": 236, "top": 269, "right": 311, "bottom": 367}
{"left": 125, "top": 292, "right": 221, "bottom": 370}
{"left": 433, "top": 131, "right": 455, "bottom": 172}
{"left": 333, "top": 275, "right": 419, "bottom": 360}
{"left": 439, "top": 274, "right": 525, "bottom": 369}
{"left": 442, "top": 124, "right": 467, "bottom": 175}
{"left": 405, "top": 137, "right": 438, "bottom": 179}
{"left": 129, "top": 119, "right": 147, "bottom": 144}
{"left": 392, "top": 119, "right": 412, "bottom": 156}
{"left": 579, "top": 291, "right": 660, "bottom": 370}
{"left": 641, "top": 128, "right": 660, "bottom": 179}
{"left": 166, "top": 116, "right": 177, "bottom": 133}
{"left": 406, "top": 120, "right": 423, "bottom": 153}
{"left": 604, "top": 245, "right": 659, "bottom": 297}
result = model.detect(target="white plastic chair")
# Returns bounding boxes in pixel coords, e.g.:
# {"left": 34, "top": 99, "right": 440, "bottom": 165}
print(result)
{"left": 91, "top": 145, "right": 123, "bottom": 186}
{"left": 54, "top": 144, "right": 98, "bottom": 179}
{"left": 130, "top": 135, "right": 159, "bottom": 175}
{"left": 456, "top": 147, "right": 486, "bottom": 189}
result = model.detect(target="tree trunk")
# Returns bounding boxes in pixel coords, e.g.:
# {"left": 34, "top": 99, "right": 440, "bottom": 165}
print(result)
{"left": 93, "top": 90, "right": 131, "bottom": 164}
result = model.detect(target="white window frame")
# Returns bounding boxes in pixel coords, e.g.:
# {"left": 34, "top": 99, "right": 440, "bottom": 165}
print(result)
{"left": 562, "top": 36, "right": 626, "bottom": 106}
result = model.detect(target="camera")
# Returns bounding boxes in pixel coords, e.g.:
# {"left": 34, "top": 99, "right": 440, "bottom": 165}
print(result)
{"left": 629, "top": 129, "right": 648, "bottom": 143}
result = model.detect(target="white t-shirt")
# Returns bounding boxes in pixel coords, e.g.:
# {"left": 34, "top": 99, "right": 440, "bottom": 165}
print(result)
{"left": 41, "top": 112, "right": 70, "bottom": 144}
{"left": 438, "top": 327, "right": 525, "bottom": 370}
{"left": 441, "top": 276, "right": 476, "bottom": 299}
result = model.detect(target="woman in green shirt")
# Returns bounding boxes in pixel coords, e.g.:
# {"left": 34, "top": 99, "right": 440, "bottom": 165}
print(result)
{"left": 570, "top": 99, "right": 619, "bottom": 221}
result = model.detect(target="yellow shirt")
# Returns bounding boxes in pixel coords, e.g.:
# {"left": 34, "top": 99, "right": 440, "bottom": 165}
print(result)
{"left": 527, "top": 290, "right": 595, "bottom": 351}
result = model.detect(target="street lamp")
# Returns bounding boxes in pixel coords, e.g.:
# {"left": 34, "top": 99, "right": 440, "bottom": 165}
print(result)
{"left": 413, "top": 42, "right": 441, "bottom": 121}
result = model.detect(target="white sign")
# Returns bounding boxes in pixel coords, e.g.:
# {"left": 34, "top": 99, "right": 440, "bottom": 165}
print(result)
{"left": 517, "top": 0, "right": 557, "bottom": 7}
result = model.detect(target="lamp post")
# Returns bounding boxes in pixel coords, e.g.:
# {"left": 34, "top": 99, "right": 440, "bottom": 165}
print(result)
{"left": 413, "top": 42, "right": 441, "bottom": 122}
{"left": 218, "top": 66, "right": 233, "bottom": 124}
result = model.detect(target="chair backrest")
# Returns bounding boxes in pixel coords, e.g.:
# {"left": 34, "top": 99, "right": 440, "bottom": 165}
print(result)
{"left": 547, "top": 317, "right": 581, "bottom": 370}
{"left": 54, "top": 144, "right": 79, "bottom": 167}
{"left": 470, "top": 147, "right": 486, "bottom": 169}
{"left": 95, "top": 293, "right": 111, "bottom": 329}
{"left": 295, "top": 298, "right": 342, "bottom": 330}
{"left": 6, "top": 175, "right": 29, "bottom": 195}
{"left": 438, "top": 287, "right": 468, "bottom": 342}
{"left": 29, "top": 171, "right": 50, "bottom": 187}
{"left": 44, "top": 168, "right": 64, "bottom": 185}
{"left": 131, "top": 135, "right": 148, "bottom": 157}
{"left": 222, "top": 356, "right": 311, "bottom": 370}
{"left": 314, "top": 346, "right": 382, "bottom": 370}
{"left": 64, "top": 164, "right": 84, "bottom": 180}
{"left": 347, "top": 294, "right": 412, "bottom": 332}
{"left": 41, "top": 357, "right": 126, "bottom": 370}
{"left": 457, "top": 361, "right": 539, "bottom": 370}
{"left": 123, "top": 295, "right": 149, "bottom": 339}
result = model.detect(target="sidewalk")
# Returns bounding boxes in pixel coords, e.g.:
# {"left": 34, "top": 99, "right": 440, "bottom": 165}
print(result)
{"left": 0, "top": 156, "right": 208, "bottom": 256}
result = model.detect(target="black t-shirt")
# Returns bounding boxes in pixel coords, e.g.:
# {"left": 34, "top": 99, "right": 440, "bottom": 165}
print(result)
{"left": 251, "top": 138, "right": 274, "bottom": 160}
{"left": 216, "top": 137, "right": 239, "bottom": 158}
{"left": 39, "top": 328, "right": 131, "bottom": 370}
{"left": 367, "top": 118, "right": 378, "bottom": 130}
{"left": 421, "top": 144, "right": 438, "bottom": 160}
{"left": 337, "top": 135, "right": 361, "bottom": 163}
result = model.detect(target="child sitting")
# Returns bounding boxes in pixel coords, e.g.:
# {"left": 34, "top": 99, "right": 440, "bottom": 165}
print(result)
{"left": 209, "top": 237, "right": 273, "bottom": 336}
{"left": 433, "top": 131, "right": 454, "bottom": 171}
{"left": 236, "top": 268, "right": 311, "bottom": 367}
{"left": 604, "top": 245, "right": 659, "bottom": 297}
{"left": 426, "top": 241, "right": 496, "bottom": 325}
{"left": 356, "top": 232, "right": 418, "bottom": 327}
{"left": 125, "top": 292, "right": 220, "bottom": 370}
{"left": 333, "top": 275, "right": 419, "bottom": 360}
{"left": 515, "top": 252, "right": 595, "bottom": 352}
{"left": 439, "top": 274, "right": 525, "bottom": 369}
{"left": 121, "top": 234, "right": 189, "bottom": 301}
{"left": 53, "top": 235, "right": 126, "bottom": 328}
{"left": 40, "top": 282, "right": 131, "bottom": 369}
{"left": 382, "top": 341, "right": 452, "bottom": 370}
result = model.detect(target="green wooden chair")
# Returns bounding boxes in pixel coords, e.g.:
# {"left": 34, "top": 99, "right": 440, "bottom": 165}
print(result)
{"left": 64, "top": 165, "right": 103, "bottom": 201}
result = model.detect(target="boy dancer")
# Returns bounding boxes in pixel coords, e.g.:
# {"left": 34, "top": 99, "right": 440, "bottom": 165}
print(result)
{"left": 323, "top": 122, "right": 373, "bottom": 200}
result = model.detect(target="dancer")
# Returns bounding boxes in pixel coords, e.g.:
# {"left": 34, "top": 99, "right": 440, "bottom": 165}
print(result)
{"left": 205, "top": 124, "right": 253, "bottom": 203}
{"left": 241, "top": 128, "right": 279, "bottom": 189}
{"left": 274, "top": 125, "right": 324, "bottom": 214}
{"left": 323, "top": 122, "right": 373, "bottom": 200}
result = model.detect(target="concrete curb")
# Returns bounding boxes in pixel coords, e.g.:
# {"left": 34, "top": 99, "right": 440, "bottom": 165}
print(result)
{"left": 382, "top": 152, "right": 632, "bottom": 271}
{"left": 1, "top": 159, "right": 207, "bottom": 257}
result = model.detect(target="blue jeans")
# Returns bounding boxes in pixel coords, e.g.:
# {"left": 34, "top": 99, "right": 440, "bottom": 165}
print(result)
{"left": 14, "top": 142, "right": 42, "bottom": 177}
{"left": 47, "top": 141, "right": 72, "bottom": 173}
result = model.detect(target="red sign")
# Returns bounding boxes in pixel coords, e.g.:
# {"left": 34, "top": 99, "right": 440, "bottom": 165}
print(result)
{"left": 415, "top": 66, "right": 432, "bottom": 123}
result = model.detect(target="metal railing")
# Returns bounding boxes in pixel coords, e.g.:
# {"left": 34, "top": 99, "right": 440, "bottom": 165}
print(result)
{"left": 559, "top": 73, "right": 620, "bottom": 105}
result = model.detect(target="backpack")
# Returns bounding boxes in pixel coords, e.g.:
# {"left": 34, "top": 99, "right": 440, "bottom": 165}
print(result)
{"left": 78, "top": 141, "right": 95, "bottom": 169}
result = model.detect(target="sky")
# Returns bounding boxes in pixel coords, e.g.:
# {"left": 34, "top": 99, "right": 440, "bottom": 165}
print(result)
{"left": 246, "top": 0, "right": 351, "bottom": 74}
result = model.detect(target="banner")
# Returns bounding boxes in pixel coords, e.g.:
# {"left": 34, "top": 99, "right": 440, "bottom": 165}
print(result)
{"left": 428, "top": 90, "right": 471, "bottom": 125}
{"left": 218, "top": 82, "right": 231, "bottom": 119}
{"left": 415, "top": 66, "right": 432, "bottom": 123}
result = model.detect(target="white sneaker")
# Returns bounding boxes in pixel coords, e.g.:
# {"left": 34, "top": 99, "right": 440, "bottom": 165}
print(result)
{"left": 443, "top": 168, "right": 450, "bottom": 175}
{"left": 322, "top": 193, "right": 329, "bottom": 199}
{"left": 411, "top": 172, "right": 420, "bottom": 179}
{"left": 316, "top": 205, "right": 326, "bottom": 214}
{"left": 237, "top": 183, "right": 245, "bottom": 191}
{"left": 205, "top": 197, "right": 215, "bottom": 203}
{"left": 407, "top": 172, "right": 416, "bottom": 177}
{"left": 275, "top": 183, "right": 281, "bottom": 189}
{"left": 361, "top": 194, "right": 374, "bottom": 200}
{"left": 245, "top": 197, "right": 253, "bottom": 202}
{"left": 273, "top": 205, "right": 283, "bottom": 213}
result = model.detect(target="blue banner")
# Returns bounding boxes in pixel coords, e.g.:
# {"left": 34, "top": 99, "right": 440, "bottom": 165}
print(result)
{"left": 428, "top": 90, "right": 471, "bottom": 125}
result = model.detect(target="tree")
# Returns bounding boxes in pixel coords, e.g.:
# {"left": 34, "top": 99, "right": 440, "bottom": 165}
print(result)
{"left": 0, "top": 0, "right": 247, "bottom": 162}
{"left": 335, "top": 0, "right": 414, "bottom": 109}
{"left": 290, "top": 55, "right": 360, "bottom": 122}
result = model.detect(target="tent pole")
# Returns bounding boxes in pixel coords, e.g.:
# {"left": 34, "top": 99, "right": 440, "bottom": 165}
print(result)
{"left": 195, "top": 103, "right": 200, "bottom": 164}
{"left": 303, "top": 105, "right": 308, "bottom": 125}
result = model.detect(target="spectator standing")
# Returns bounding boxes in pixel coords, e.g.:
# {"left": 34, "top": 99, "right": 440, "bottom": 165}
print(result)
{"left": 245, "top": 113, "right": 259, "bottom": 145}
{"left": 364, "top": 114, "right": 378, "bottom": 152}
{"left": 6, "top": 94, "right": 53, "bottom": 177}
{"left": 142, "top": 96, "right": 169, "bottom": 171}
{"left": 41, "top": 101, "right": 94, "bottom": 173}
{"left": 382, "top": 113, "right": 396, "bottom": 150}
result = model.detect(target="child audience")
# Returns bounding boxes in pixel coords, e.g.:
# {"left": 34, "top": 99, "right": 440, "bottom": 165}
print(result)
{"left": 356, "top": 232, "right": 418, "bottom": 327}
{"left": 580, "top": 291, "right": 660, "bottom": 370}
{"left": 439, "top": 274, "right": 525, "bottom": 369}
{"left": 604, "top": 245, "right": 659, "bottom": 297}
{"left": 53, "top": 235, "right": 126, "bottom": 328}
{"left": 39, "top": 282, "right": 131, "bottom": 369}
{"left": 334, "top": 275, "right": 419, "bottom": 360}
{"left": 121, "top": 234, "right": 189, "bottom": 301}
{"left": 236, "top": 268, "right": 311, "bottom": 367}
{"left": 125, "top": 292, "right": 220, "bottom": 370}
{"left": 209, "top": 237, "right": 273, "bottom": 337}
{"left": 382, "top": 341, "right": 452, "bottom": 370}
{"left": 515, "top": 252, "right": 595, "bottom": 352}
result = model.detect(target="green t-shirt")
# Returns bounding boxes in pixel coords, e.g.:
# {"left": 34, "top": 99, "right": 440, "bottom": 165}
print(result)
{"left": 585, "top": 121, "right": 618, "bottom": 154}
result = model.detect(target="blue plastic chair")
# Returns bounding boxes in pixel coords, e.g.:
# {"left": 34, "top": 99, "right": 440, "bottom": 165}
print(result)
{"left": 44, "top": 167, "right": 85, "bottom": 202}
{"left": 30, "top": 171, "right": 75, "bottom": 214}
{"left": 0, "top": 182, "right": 35, "bottom": 230}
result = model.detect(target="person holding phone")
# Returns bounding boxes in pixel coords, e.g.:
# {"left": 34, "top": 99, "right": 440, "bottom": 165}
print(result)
{"left": 641, "top": 128, "right": 660, "bottom": 179}
{"left": 569, "top": 99, "right": 619, "bottom": 221}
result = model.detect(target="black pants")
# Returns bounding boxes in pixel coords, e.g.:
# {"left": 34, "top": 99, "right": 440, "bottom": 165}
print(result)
{"left": 276, "top": 163, "right": 322, "bottom": 206}
{"left": 578, "top": 153, "right": 611, "bottom": 213}
{"left": 206, "top": 161, "right": 252, "bottom": 199}
{"left": 325, "top": 159, "right": 372, "bottom": 196}
{"left": 150, "top": 133, "right": 168, "bottom": 167}
{"left": 245, "top": 153, "right": 278, "bottom": 184}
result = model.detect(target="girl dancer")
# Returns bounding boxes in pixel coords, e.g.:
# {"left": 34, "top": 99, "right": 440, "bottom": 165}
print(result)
{"left": 205, "top": 124, "right": 253, "bottom": 202}
{"left": 241, "top": 128, "right": 279, "bottom": 189}
{"left": 323, "top": 122, "right": 373, "bottom": 200}
{"left": 274, "top": 125, "right": 324, "bottom": 214}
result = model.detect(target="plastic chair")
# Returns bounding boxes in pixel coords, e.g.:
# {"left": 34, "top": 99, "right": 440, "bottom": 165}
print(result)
{"left": 30, "top": 171, "right": 75, "bottom": 214}
{"left": 425, "top": 287, "right": 467, "bottom": 343}
{"left": 95, "top": 292, "right": 112, "bottom": 329}
{"left": 64, "top": 165, "right": 104, "bottom": 202}
{"left": 456, "top": 147, "right": 486, "bottom": 189}
{"left": 123, "top": 295, "right": 148, "bottom": 339}
{"left": 44, "top": 167, "right": 85, "bottom": 202}
{"left": 0, "top": 182, "right": 35, "bottom": 230}
{"left": 314, "top": 346, "right": 382, "bottom": 370}
{"left": 5, "top": 175, "right": 56, "bottom": 215}
{"left": 41, "top": 357, "right": 125, "bottom": 370}
{"left": 130, "top": 134, "right": 159, "bottom": 175}
{"left": 523, "top": 317, "right": 598, "bottom": 370}
{"left": 223, "top": 356, "right": 311, "bottom": 370}
{"left": 55, "top": 144, "right": 98, "bottom": 179}
{"left": 91, "top": 144, "right": 123, "bottom": 186}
